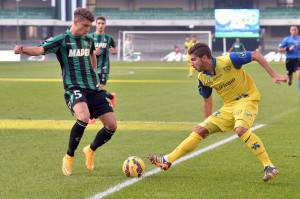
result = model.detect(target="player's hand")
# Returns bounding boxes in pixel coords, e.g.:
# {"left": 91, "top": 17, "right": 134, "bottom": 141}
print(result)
{"left": 96, "top": 83, "right": 105, "bottom": 89}
{"left": 288, "top": 45, "right": 296, "bottom": 51}
{"left": 109, "top": 47, "right": 117, "bottom": 54}
{"left": 272, "top": 74, "right": 288, "bottom": 84}
{"left": 14, "top": 45, "right": 23, "bottom": 54}
{"left": 95, "top": 48, "right": 101, "bottom": 55}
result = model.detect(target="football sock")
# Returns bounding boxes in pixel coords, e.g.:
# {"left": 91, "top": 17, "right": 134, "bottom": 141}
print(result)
{"left": 297, "top": 80, "right": 300, "bottom": 94}
{"left": 166, "top": 132, "right": 203, "bottom": 163}
{"left": 90, "top": 127, "right": 115, "bottom": 151}
{"left": 67, "top": 120, "right": 87, "bottom": 157}
{"left": 240, "top": 130, "right": 272, "bottom": 167}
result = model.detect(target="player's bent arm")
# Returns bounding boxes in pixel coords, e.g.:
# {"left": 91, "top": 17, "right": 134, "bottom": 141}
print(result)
{"left": 278, "top": 47, "right": 286, "bottom": 53}
{"left": 14, "top": 45, "right": 44, "bottom": 56}
{"left": 109, "top": 47, "right": 117, "bottom": 54}
{"left": 251, "top": 51, "right": 287, "bottom": 84}
{"left": 251, "top": 51, "right": 278, "bottom": 78}
{"left": 203, "top": 96, "right": 213, "bottom": 119}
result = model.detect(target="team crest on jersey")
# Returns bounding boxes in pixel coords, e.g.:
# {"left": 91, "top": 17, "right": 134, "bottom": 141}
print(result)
{"left": 84, "top": 40, "right": 89, "bottom": 48}
{"left": 223, "top": 66, "right": 231, "bottom": 72}
{"left": 204, "top": 75, "right": 213, "bottom": 86}
{"left": 238, "top": 52, "right": 246, "bottom": 58}
{"left": 212, "top": 111, "right": 221, "bottom": 117}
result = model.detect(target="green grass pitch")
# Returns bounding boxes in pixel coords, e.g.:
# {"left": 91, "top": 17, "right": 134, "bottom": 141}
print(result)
{"left": 0, "top": 61, "right": 299, "bottom": 199}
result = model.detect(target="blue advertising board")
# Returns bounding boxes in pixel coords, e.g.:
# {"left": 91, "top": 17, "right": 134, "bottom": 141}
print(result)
{"left": 215, "top": 9, "right": 260, "bottom": 38}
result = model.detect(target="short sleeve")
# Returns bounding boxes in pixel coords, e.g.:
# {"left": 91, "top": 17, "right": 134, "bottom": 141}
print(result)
{"left": 110, "top": 37, "right": 116, "bottom": 48}
{"left": 278, "top": 37, "right": 288, "bottom": 48}
{"left": 41, "top": 34, "right": 64, "bottom": 54}
{"left": 229, "top": 51, "right": 252, "bottom": 69}
{"left": 90, "top": 38, "right": 96, "bottom": 55}
{"left": 198, "top": 80, "right": 212, "bottom": 99}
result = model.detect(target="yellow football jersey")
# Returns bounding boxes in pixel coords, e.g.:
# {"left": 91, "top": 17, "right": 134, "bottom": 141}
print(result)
{"left": 185, "top": 40, "right": 198, "bottom": 53}
{"left": 197, "top": 52, "right": 260, "bottom": 104}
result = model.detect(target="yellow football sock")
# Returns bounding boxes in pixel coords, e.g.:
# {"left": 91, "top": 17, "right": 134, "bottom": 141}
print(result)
{"left": 240, "top": 130, "right": 272, "bottom": 167}
{"left": 167, "top": 132, "right": 203, "bottom": 163}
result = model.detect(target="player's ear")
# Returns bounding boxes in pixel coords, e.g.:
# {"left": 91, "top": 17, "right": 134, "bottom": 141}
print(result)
{"left": 74, "top": 17, "right": 79, "bottom": 25}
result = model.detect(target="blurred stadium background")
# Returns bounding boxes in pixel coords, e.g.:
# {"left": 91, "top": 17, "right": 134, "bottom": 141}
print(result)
{"left": 0, "top": 0, "right": 300, "bottom": 61}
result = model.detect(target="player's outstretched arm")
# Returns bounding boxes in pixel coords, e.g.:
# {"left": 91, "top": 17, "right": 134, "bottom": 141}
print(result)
{"left": 203, "top": 96, "right": 213, "bottom": 119}
{"left": 14, "top": 45, "right": 44, "bottom": 56}
{"left": 251, "top": 51, "right": 287, "bottom": 84}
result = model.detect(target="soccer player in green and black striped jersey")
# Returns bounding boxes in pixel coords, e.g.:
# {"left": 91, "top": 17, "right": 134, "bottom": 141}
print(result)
{"left": 90, "top": 16, "right": 117, "bottom": 88}
{"left": 14, "top": 8, "right": 118, "bottom": 176}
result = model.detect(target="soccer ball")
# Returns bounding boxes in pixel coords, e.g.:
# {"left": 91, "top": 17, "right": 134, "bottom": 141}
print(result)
{"left": 122, "top": 156, "right": 145, "bottom": 177}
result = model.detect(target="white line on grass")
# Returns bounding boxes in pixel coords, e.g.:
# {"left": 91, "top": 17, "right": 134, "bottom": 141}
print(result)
{"left": 88, "top": 124, "right": 265, "bottom": 199}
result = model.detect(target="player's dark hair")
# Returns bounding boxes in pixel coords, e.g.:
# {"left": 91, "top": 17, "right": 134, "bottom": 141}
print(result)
{"left": 96, "top": 16, "right": 106, "bottom": 23}
{"left": 188, "top": 43, "right": 212, "bottom": 58}
{"left": 74, "top": 8, "right": 94, "bottom": 22}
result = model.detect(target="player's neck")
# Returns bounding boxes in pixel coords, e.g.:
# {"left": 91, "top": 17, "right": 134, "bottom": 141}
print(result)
{"left": 206, "top": 60, "right": 215, "bottom": 75}
{"left": 96, "top": 30, "right": 105, "bottom": 35}
{"left": 69, "top": 26, "right": 81, "bottom": 37}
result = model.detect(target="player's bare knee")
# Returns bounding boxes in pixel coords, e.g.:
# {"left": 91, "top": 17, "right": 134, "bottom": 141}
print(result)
{"left": 193, "top": 125, "right": 209, "bottom": 138}
{"left": 104, "top": 120, "right": 117, "bottom": 132}
{"left": 76, "top": 112, "right": 90, "bottom": 123}
{"left": 235, "top": 127, "right": 248, "bottom": 137}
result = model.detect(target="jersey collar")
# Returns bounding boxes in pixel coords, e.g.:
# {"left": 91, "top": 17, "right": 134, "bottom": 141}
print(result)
{"left": 203, "top": 57, "right": 216, "bottom": 76}
{"left": 66, "top": 28, "right": 83, "bottom": 39}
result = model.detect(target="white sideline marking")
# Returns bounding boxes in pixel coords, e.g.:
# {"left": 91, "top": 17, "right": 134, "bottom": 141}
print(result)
{"left": 88, "top": 124, "right": 265, "bottom": 199}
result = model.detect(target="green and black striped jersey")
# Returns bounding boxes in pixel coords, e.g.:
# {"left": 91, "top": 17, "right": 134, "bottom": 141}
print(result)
{"left": 42, "top": 29, "right": 99, "bottom": 90}
{"left": 90, "top": 32, "right": 116, "bottom": 74}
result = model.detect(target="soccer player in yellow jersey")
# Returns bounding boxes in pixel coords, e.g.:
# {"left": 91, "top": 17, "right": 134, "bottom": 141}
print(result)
{"left": 185, "top": 35, "right": 198, "bottom": 77}
{"left": 149, "top": 43, "right": 287, "bottom": 182}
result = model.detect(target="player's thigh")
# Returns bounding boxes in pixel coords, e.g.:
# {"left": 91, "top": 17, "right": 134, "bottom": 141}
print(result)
{"left": 73, "top": 102, "right": 90, "bottom": 122}
{"left": 297, "top": 69, "right": 300, "bottom": 79}
{"left": 87, "top": 90, "right": 113, "bottom": 119}
{"left": 64, "top": 89, "right": 90, "bottom": 121}
{"left": 233, "top": 100, "right": 259, "bottom": 130}
{"left": 99, "top": 112, "right": 117, "bottom": 131}
{"left": 199, "top": 106, "right": 234, "bottom": 134}
{"left": 295, "top": 59, "right": 300, "bottom": 79}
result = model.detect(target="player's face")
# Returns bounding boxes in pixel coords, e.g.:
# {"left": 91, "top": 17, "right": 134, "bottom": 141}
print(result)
{"left": 74, "top": 18, "right": 92, "bottom": 36}
{"left": 190, "top": 54, "right": 210, "bottom": 72}
{"left": 290, "top": 26, "right": 298, "bottom": 37}
{"left": 96, "top": 19, "right": 106, "bottom": 33}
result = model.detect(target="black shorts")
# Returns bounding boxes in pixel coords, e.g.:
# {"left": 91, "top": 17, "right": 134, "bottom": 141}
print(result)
{"left": 64, "top": 88, "right": 113, "bottom": 119}
{"left": 98, "top": 73, "right": 109, "bottom": 85}
{"left": 286, "top": 58, "right": 300, "bottom": 74}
